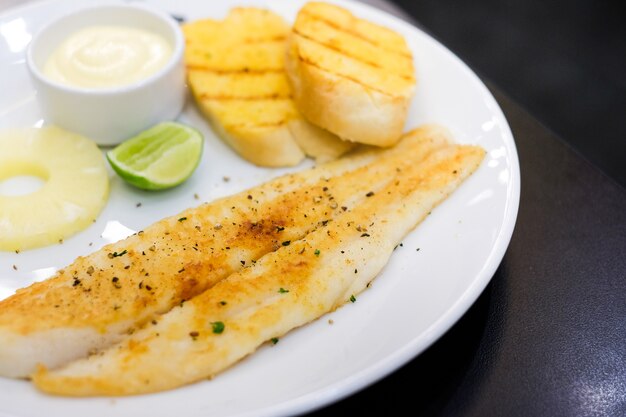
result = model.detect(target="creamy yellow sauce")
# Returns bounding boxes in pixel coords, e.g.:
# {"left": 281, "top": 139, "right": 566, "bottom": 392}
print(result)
{"left": 43, "top": 25, "right": 172, "bottom": 89}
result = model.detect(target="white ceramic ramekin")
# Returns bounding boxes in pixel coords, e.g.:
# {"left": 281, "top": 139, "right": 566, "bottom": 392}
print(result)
{"left": 26, "top": 4, "right": 186, "bottom": 146}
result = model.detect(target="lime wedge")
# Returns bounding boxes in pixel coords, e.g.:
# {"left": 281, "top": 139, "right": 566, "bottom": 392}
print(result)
{"left": 107, "top": 122, "right": 203, "bottom": 190}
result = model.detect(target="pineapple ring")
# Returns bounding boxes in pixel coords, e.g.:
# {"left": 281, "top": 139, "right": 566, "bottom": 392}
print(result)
{"left": 0, "top": 126, "right": 109, "bottom": 251}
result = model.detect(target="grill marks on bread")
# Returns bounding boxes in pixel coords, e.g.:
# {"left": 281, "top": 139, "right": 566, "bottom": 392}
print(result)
{"left": 285, "top": 2, "right": 417, "bottom": 147}
{"left": 293, "top": 9, "right": 414, "bottom": 85}
{"left": 184, "top": 8, "right": 353, "bottom": 166}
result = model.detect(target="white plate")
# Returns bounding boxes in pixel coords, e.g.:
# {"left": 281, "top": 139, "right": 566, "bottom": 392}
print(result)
{"left": 0, "top": 0, "right": 520, "bottom": 416}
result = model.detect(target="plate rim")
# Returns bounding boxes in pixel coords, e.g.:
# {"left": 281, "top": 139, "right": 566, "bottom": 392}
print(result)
{"left": 0, "top": 0, "right": 521, "bottom": 416}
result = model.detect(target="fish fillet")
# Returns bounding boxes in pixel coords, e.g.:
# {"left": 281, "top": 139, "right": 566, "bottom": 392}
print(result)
{"left": 33, "top": 141, "right": 485, "bottom": 395}
{"left": 0, "top": 125, "right": 451, "bottom": 378}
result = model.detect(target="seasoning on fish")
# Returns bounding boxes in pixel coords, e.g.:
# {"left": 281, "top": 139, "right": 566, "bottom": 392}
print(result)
{"left": 0, "top": 125, "right": 452, "bottom": 378}
{"left": 33, "top": 140, "right": 485, "bottom": 395}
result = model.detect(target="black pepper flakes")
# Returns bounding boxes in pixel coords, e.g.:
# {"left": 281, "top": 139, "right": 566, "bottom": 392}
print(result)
{"left": 112, "top": 277, "right": 121, "bottom": 289}
{"left": 366, "top": 191, "right": 374, "bottom": 197}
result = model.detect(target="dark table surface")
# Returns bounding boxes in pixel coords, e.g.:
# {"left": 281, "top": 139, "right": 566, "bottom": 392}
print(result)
{"left": 305, "top": 1, "right": 626, "bottom": 416}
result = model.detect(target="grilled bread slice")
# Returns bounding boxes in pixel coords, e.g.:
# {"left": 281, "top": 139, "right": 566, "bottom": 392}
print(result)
{"left": 0, "top": 125, "right": 451, "bottom": 378}
{"left": 285, "top": 2, "right": 416, "bottom": 147}
{"left": 184, "top": 8, "right": 353, "bottom": 167}
{"left": 33, "top": 138, "right": 485, "bottom": 396}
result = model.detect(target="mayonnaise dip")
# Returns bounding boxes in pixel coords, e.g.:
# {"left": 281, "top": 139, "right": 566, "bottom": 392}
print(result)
{"left": 43, "top": 25, "right": 173, "bottom": 89}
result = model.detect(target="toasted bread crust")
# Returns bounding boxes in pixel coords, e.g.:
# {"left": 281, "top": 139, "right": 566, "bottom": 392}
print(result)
{"left": 184, "top": 8, "right": 352, "bottom": 166}
{"left": 286, "top": 2, "right": 416, "bottom": 147}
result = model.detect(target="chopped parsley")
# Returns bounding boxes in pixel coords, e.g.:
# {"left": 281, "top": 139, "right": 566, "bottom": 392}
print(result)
{"left": 109, "top": 250, "right": 127, "bottom": 258}
{"left": 314, "top": 249, "right": 321, "bottom": 256}
{"left": 281, "top": 240, "right": 291, "bottom": 246}
{"left": 178, "top": 217, "right": 188, "bottom": 222}
{"left": 211, "top": 321, "right": 225, "bottom": 334}
{"left": 270, "top": 337, "right": 279, "bottom": 345}
{"left": 278, "top": 287, "right": 289, "bottom": 294}
{"left": 349, "top": 294, "right": 356, "bottom": 303}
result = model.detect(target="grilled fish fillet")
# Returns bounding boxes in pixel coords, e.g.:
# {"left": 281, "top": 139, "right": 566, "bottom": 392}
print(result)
{"left": 285, "top": 2, "right": 416, "bottom": 147}
{"left": 33, "top": 141, "right": 485, "bottom": 396}
{"left": 0, "top": 125, "right": 450, "bottom": 378}
{"left": 184, "top": 8, "right": 353, "bottom": 167}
